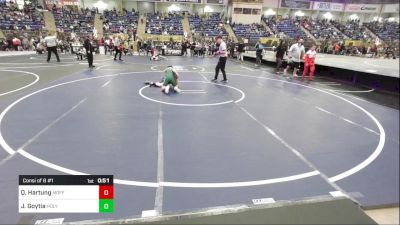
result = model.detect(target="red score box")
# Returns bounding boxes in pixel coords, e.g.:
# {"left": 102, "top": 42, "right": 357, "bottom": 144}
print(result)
{"left": 99, "top": 185, "right": 114, "bottom": 199}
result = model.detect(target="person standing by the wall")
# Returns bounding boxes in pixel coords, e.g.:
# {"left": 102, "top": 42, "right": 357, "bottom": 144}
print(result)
{"left": 229, "top": 42, "right": 236, "bottom": 58}
{"left": 237, "top": 41, "right": 245, "bottom": 61}
{"left": 6, "top": 32, "right": 13, "bottom": 50}
{"left": 84, "top": 35, "right": 95, "bottom": 68}
{"left": 161, "top": 42, "right": 167, "bottom": 56}
{"left": 44, "top": 32, "right": 60, "bottom": 62}
{"left": 104, "top": 37, "right": 110, "bottom": 55}
{"left": 12, "top": 36, "right": 21, "bottom": 51}
{"left": 181, "top": 41, "right": 187, "bottom": 56}
{"left": 113, "top": 35, "right": 122, "bottom": 61}
{"left": 212, "top": 36, "right": 228, "bottom": 82}
{"left": 190, "top": 42, "right": 195, "bottom": 57}
{"left": 255, "top": 41, "right": 264, "bottom": 66}
{"left": 275, "top": 40, "right": 287, "bottom": 74}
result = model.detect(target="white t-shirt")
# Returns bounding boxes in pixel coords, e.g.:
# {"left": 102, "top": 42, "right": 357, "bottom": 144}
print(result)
{"left": 218, "top": 41, "right": 227, "bottom": 58}
{"left": 305, "top": 49, "right": 317, "bottom": 59}
{"left": 44, "top": 36, "right": 57, "bottom": 47}
{"left": 288, "top": 43, "right": 305, "bottom": 62}
{"left": 114, "top": 38, "right": 121, "bottom": 46}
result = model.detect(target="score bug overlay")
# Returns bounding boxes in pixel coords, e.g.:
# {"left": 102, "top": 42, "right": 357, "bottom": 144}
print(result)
{"left": 19, "top": 175, "right": 114, "bottom": 213}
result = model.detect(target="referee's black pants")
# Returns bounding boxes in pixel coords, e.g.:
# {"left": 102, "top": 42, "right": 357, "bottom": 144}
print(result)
{"left": 47, "top": 46, "right": 60, "bottom": 62}
{"left": 215, "top": 57, "right": 227, "bottom": 80}
{"left": 87, "top": 52, "right": 93, "bottom": 67}
{"left": 114, "top": 47, "right": 122, "bottom": 60}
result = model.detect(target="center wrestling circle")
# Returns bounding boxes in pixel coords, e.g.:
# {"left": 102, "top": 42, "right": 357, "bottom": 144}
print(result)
{"left": 139, "top": 80, "right": 246, "bottom": 106}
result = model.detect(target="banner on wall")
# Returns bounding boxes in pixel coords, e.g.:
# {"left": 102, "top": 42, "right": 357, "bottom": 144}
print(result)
{"left": 313, "top": 2, "right": 344, "bottom": 12}
{"left": 345, "top": 4, "right": 382, "bottom": 13}
{"left": 344, "top": 40, "right": 367, "bottom": 47}
{"left": 382, "top": 3, "right": 399, "bottom": 13}
{"left": 207, "top": 0, "right": 225, "bottom": 4}
{"left": 142, "top": 34, "right": 184, "bottom": 42}
{"left": 45, "top": 0, "right": 58, "bottom": 5}
{"left": 45, "top": 0, "right": 59, "bottom": 9}
{"left": 280, "top": 0, "right": 311, "bottom": 9}
{"left": 259, "top": 37, "right": 280, "bottom": 45}
{"left": 165, "top": 0, "right": 201, "bottom": 3}
{"left": 61, "top": 0, "right": 79, "bottom": 6}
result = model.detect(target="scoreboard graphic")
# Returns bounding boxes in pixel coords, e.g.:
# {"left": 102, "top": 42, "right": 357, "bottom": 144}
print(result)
{"left": 19, "top": 175, "right": 113, "bottom": 213}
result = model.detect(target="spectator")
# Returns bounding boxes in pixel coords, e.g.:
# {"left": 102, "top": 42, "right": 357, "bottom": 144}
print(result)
{"left": 237, "top": 41, "right": 245, "bottom": 61}
{"left": 275, "top": 40, "right": 287, "bottom": 74}
{"left": 12, "top": 36, "right": 21, "bottom": 50}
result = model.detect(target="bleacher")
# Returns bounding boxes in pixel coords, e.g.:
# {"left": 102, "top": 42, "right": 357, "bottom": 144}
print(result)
{"left": 145, "top": 13, "right": 183, "bottom": 35}
{"left": 52, "top": 7, "right": 96, "bottom": 35}
{"left": 203, "top": 13, "right": 227, "bottom": 37}
{"left": 188, "top": 13, "right": 227, "bottom": 38}
{"left": 188, "top": 14, "right": 202, "bottom": 36}
{"left": 364, "top": 21, "right": 399, "bottom": 42}
{"left": 264, "top": 16, "right": 307, "bottom": 39}
{"left": 0, "top": 2, "right": 44, "bottom": 32}
{"left": 303, "top": 19, "right": 345, "bottom": 40}
{"left": 331, "top": 20, "right": 373, "bottom": 41}
{"left": 102, "top": 9, "right": 138, "bottom": 34}
{"left": 231, "top": 23, "right": 270, "bottom": 42}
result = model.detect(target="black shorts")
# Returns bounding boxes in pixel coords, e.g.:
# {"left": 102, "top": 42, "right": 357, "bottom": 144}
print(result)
{"left": 290, "top": 61, "right": 301, "bottom": 69}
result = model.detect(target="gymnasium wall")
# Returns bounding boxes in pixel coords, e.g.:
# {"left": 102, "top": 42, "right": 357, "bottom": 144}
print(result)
{"left": 262, "top": 0, "right": 279, "bottom": 8}
{"left": 80, "top": 0, "right": 118, "bottom": 12}
{"left": 138, "top": 1, "right": 155, "bottom": 14}
{"left": 123, "top": 0, "right": 138, "bottom": 12}
{"left": 72, "top": 0, "right": 399, "bottom": 24}
{"left": 156, "top": 2, "right": 193, "bottom": 13}
{"left": 231, "top": 2, "right": 262, "bottom": 24}
{"left": 192, "top": 4, "right": 225, "bottom": 15}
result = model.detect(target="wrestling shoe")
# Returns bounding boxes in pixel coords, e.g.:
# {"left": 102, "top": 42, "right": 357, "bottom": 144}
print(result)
{"left": 174, "top": 87, "right": 181, "bottom": 93}
{"left": 145, "top": 81, "right": 155, "bottom": 87}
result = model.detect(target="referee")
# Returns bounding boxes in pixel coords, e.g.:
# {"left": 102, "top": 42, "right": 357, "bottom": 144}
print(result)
{"left": 44, "top": 32, "right": 60, "bottom": 62}
{"left": 212, "top": 36, "right": 228, "bottom": 82}
{"left": 84, "top": 35, "right": 95, "bottom": 68}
